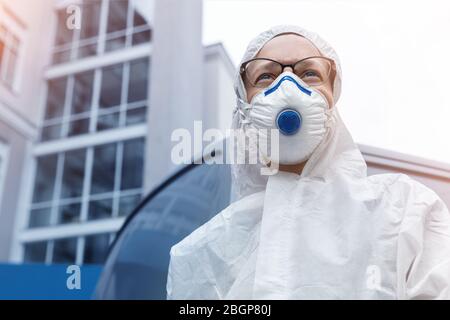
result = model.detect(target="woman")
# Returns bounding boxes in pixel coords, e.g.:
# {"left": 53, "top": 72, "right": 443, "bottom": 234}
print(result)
{"left": 167, "top": 25, "right": 450, "bottom": 299}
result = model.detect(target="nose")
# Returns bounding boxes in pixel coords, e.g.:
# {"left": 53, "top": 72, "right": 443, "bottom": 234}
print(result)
{"left": 282, "top": 66, "right": 294, "bottom": 73}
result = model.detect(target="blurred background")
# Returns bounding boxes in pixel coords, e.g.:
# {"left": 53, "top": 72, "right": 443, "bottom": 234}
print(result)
{"left": 0, "top": 0, "right": 449, "bottom": 299}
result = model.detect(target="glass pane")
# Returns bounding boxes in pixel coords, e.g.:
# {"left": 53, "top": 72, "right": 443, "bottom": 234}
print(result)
{"left": 88, "top": 198, "right": 113, "bottom": 220}
{"left": 24, "top": 241, "right": 47, "bottom": 263}
{"left": 53, "top": 238, "right": 77, "bottom": 264}
{"left": 78, "top": 42, "right": 98, "bottom": 59}
{"left": 68, "top": 118, "right": 90, "bottom": 137}
{"left": 121, "top": 138, "right": 144, "bottom": 190}
{"left": 71, "top": 70, "right": 94, "bottom": 115}
{"left": 41, "top": 123, "right": 62, "bottom": 142}
{"left": 100, "top": 64, "right": 123, "bottom": 108}
{"left": 107, "top": 0, "right": 129, "bottom": 33}
{"left": 105, "top": 33, "right": 126, "bottom": 52}
{"left": 45, "top": 77, "right": 67, "bottom": 120}
{"left": 84, "top": 233, "right": 110, "bottom": 264}
{"left": 79, "top": 0, "right": 101, "bottom": 40}
{"left": 54, "top": 9, "right": 73, "bottom": 46}
{"left": 133, "top": 8, "right": 149, "bottom": 27}
{"left": 58, "top": 203, "right": 81, "bottom": 225}
{"left": 97, "top": 112, "right": 120, "bottom": 131}
{"left": 126, "top": 106, "right": 146, "bottom": 126}
{"left": 128, "top": 58, "right": 148, "bottom": 103}
{"left": 132, "top": 29, "right": 151, "bottom": 46}
{"left": 91, "top": 143, "right": 116, "bottom": 194}
{"left": 61, "top": 149, "right": 86, "bottom": 199}
{"left": 52, "top": 49, "right": 71, "bottom": 65}
{"left": 28, "top": 207, "right": 52, "bottom": 228}
{"left": 105, "top": 0, "right": 129, "bottom": 52}
{"left": 32, "top": 154, "right": 58, "bottom": 203}
{"left": 118, "top": 193, "right": 141, "bottom": 217}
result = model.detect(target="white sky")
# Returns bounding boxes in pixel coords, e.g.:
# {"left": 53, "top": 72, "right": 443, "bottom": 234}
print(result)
{"left": 203, "top": 0, "right": 450, "bottom": 164}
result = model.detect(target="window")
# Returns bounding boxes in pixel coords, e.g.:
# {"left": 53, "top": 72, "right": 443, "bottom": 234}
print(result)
{"left": 23, "top": 234, "right": 115, "bottom": 264}
{"left": 105, "top": 0, "right": 129, "bottom": 52}
{"left": 69, "top": 71, "right": 94, "bottom": 137}
{"left": 84, "top": 233, "right": 111, "bottom": 264}
{"left": 61, "top": 149, "right": 86, "bottom": 200}
{"left": 0, "top": 23, "right": 21, "bottom": 89}
{"left": 52, "top": 0, "right": 152, "bottom": 65}
{"left": 52, "top": 10, "right": 74, "bottom": 64}
{"left": 53, "top": 237, "right": 77, "bottom": 264}
{"left": 25, "top": 137, "right": 144, "bottom": 264}
{"left": 32, "top": 154, "right": 58, "bottom": 204}
{"left": 91, "top": 143, "right": 116, "bottom": 195}
{"left": 29, "top": 137, "right": 144, "bottom": 228}
{"left": 24, "top": 241, "right": 47, "bottom": 263}
{"left": 22, "top": 1, "right": 151, "bottom": 266}
{"left": 78, "top": 0, "right": 102, "bottom": 59}
{"left": 40, "top": 57, "right": 149, "bottom": 142}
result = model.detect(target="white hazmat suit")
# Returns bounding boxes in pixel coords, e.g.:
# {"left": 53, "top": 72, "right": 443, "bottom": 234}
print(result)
{"left": 166, "top": 25, "right": 450, "bottom": 299}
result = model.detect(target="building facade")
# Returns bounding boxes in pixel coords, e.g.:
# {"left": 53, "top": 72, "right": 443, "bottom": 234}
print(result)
{"left": 0, "top": 0, "right": 236, "bottom": 265}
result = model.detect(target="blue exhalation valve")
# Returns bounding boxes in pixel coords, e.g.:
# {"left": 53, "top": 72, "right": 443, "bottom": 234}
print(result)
{"left": 276, "top": 109, "right": 302, "bottom": 136}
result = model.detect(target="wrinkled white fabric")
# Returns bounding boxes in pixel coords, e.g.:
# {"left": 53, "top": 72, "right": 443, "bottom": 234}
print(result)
{"left": 166, "top": 25, "right": 450, "bottom": 299}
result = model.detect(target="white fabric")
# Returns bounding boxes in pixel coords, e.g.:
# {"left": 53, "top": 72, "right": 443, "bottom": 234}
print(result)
{"left": 166, "top": 25, "right": 450, "bottom": 299}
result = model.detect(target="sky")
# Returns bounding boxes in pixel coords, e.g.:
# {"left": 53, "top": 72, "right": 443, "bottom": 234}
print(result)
{"left": 202, "top": 0, "right": 450, "bottom": 165}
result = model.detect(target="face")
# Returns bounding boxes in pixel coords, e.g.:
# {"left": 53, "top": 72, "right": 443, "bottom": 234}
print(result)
{"left": 243, "top": 34, "right": 335, "bottom": 107}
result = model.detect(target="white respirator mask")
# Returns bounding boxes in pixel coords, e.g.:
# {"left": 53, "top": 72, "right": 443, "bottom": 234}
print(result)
{"left": 237, "top": 72, "right": 332, "bottom": 165}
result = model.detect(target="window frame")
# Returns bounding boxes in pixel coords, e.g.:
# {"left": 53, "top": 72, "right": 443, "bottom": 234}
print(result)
{"left": 9, "top": 0, "right": 152, "bottom": 266}
{"left": 51, "top": 0, "right": 152, "bottom": 65}
{"left": 40, "top": 53, "right": 150, "bottom": 142}
{"left": 0, "top": 10, "right": 25, "bottom": 92}
{"left": 20, "top": 129, "right": 146, "bottom": 265}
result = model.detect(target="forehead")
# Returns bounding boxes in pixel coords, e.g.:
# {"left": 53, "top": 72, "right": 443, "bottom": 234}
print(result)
{"left": 255, "top": 34, "right": 321, "bottom": 63}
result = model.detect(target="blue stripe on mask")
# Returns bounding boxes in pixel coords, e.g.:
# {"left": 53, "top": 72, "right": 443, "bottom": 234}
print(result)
{"left": 264, "top": 75, "right": 312, "bottom": 96}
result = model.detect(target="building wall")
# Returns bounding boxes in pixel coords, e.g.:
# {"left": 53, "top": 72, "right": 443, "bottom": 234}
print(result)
{"left": 0, "top": 0, "right": 54, "bottom": 261}
{"left": 362, "top": 144, "right": 450, "bottom": 208}
{"left": 0, "top": 121, "right": 28, "bottom": 261}
{"left": 0, "top": 0, "right": 54, "bottom": 127}
{"left": 203, "top": 43, "right": 235, "bottom": 133}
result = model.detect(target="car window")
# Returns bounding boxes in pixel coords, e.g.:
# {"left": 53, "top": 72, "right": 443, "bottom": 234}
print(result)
{"left": 94, "top": 163, "right": 231, "bottom": 299}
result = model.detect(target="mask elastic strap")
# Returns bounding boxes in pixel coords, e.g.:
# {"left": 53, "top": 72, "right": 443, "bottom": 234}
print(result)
{"left": 235, "top": 97, "right": 252, "bottom": 126}
{"left": 324, "top": 108, "right": 336, "bottom": 129}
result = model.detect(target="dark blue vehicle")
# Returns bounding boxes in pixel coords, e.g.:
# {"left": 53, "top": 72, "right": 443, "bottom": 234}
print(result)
{"left": 94, "top": 153, "right": 232, "bottom": 299}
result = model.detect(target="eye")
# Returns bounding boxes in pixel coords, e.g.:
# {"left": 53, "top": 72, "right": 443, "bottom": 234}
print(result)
{"left": 255, "top": 73, "right": 275, "bottom": 83}
{"left": 302, "top": 70, "right": 319, "bottom": 78}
